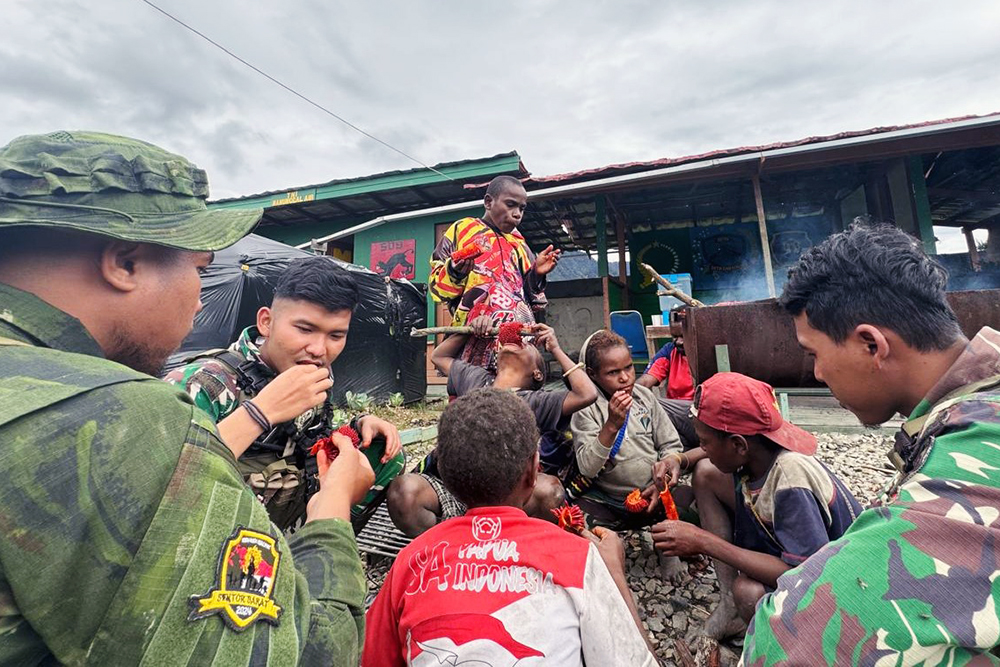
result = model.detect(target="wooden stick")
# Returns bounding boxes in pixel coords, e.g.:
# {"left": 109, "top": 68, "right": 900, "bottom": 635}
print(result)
{"left": 639, "top": 262, "right": 705, "bottom": 307}
{"left": 410, "top": 326, "right": 473, "bottom": 337}
{"left": 408, "top": 325, "right": 531, "bottom": 338}
{"left": 854, "top": 463, "right": 894, "bottom": 474}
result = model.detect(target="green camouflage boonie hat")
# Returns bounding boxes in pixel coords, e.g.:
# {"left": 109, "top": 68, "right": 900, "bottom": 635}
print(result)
{"left": 0, "top": 130, "right": 262, "bottom": 251}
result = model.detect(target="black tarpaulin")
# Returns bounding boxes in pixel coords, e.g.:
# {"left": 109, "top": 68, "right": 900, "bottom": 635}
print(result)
{"left": 166, "top": 234, "right": 427, "bottom": 404}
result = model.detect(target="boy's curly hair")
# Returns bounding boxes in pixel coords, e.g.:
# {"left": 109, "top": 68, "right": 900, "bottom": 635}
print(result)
{"left": 437, "top": 388, "right": 539, "bottom": 507}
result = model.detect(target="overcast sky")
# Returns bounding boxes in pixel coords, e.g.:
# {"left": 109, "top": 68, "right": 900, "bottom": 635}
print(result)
{"left": 5, "top": 1, "right": 1000, "bottom": 249}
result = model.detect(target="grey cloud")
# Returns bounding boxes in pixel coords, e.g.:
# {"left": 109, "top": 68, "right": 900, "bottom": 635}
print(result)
{"left": 3, "top": 0, "right": 1000, "bottom": 197}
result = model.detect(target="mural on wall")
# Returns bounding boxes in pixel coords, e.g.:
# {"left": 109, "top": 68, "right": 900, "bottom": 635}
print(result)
{"left": 766, "top": 213, "right": 833, "bottom": 269}
{"left": 629, "top": 228, "right": 692, "bottom": 293}
{"left": 689, "top": 223, "right": 764, "bottom": 292}
{"left": 371, "top": 239, "right": 416, "bottom": 280}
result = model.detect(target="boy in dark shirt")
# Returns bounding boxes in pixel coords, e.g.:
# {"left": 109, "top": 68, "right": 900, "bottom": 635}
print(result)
{"left": 387, "top": 319, "right": 597, "bottom": 536}
{"left": 652, "top": 372, "right": 862, "bottom": 639}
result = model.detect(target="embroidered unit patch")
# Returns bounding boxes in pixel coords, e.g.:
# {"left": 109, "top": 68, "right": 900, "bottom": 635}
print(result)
{"left": 188, "top": 526, "right": 283, "bottom": 631}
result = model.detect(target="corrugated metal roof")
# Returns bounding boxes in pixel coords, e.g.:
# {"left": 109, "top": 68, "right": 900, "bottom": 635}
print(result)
{"left": 517, "top": 112, "right": 1000, "bottom": 188}
{"left": 212, "top": 151, "right": 526, "bottom": 205}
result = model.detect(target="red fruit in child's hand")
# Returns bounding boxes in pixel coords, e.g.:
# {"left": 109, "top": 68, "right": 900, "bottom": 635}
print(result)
{"left": 309, "top": 425, "right": 361, "bottom": 460}
{"left": 659, "top": 488, "right": 679, "bottom": 521}
{"left": 551, "top": 502, "right": 586, "bottom": 534}
{"left": 451, "top": 237, "right": 487, "bottom": 263}
{"left": 625, "top": 488, "right": 649, "bottom": 513}
{"left": 497, "top": 321, "right": 525, "bottom": 347}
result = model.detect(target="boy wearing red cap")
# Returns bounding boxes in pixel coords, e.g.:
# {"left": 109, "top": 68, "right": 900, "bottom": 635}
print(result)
{"left": 652, "top": 372, "right": 861, "bottom": 639}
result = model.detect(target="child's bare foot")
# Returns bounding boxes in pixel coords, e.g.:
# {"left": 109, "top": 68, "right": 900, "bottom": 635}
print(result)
{"left": 690, "top": 595, "right": 747, "bottom": 642}
{"left": 657, "top": 552, "right": 687, "bottom": 583}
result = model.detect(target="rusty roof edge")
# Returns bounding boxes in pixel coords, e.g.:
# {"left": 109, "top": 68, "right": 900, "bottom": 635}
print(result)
{"left": 524, "top": 112, "right": 1000, "bottom": 187}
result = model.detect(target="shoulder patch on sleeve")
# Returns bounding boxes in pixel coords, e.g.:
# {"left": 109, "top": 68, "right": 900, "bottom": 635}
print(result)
{"left": 188, "top": 526, "right": 283, "bottom": 632}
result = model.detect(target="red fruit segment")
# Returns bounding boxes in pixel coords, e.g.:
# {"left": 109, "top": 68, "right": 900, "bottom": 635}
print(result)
{"left": 551, "top": 502, "right": 586, "bottom": 534}
{"left": 308, "top": 425, "right": 361, "bottom": 460}
{"left": 450, "top": 237, "right": 488, "bottom": 263}
{"left": 659, "top": 488, "right": 679, "bottom": 521}
{"left": 336, "top": 424, "right": 362, "bottom": 447}
{"left": 625, "top": 488, "right": 649, "bottom": 513}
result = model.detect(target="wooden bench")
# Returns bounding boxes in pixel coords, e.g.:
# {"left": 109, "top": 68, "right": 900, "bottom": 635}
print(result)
{"left": 356, "top": 503, "right": 413, "bottom": 558}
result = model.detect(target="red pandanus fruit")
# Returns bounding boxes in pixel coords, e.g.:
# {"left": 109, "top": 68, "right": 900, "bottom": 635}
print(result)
{"left": 551, "top": 502, "right": 586, "bottom": 534}
{"left": 450, "top": 236, "right": 489, "bottom": 263}
{"left": 625, "top": 488, "right": 649, "bottom": 513}
{"left": 309, "top": 425, "right": 362, "bottom": 460}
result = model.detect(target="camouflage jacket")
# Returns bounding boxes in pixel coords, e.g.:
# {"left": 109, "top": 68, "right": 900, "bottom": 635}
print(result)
{"left": 0, "top": 283, "right": 366, "bottom": 666}
{"left": 742, "top": 327, "right": 1000, "bottom": 666}
{"left": 164, "top": 327, "right": 351, "bottom": 528}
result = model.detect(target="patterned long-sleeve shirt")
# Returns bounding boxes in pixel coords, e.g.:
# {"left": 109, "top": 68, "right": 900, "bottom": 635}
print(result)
{"left": 429, "top": 217, "right": 546, "bottom": 324}
{"left": 0, "top": 282, "right": 366, "bottom": 665}
{"left": 429, "top": 217, "right": 548, "bottom": 368}
{"left": 742, "top": 328, "right": 1000, "bottom": 666}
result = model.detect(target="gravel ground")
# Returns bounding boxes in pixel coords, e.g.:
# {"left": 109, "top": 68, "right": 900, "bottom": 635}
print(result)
{"left": 363, "top": 428, "right": 896, "bottom": 666}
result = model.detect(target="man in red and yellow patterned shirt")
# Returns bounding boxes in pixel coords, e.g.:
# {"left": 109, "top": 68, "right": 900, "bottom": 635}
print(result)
{"left": 429, "top": 175, "right": 560, "bottom": 368}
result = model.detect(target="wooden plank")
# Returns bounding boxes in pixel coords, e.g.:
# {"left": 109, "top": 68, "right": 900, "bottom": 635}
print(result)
{"left": 964, "top": 227, "right": 982, "bottom": 271}
{"left": 615, "top": 209, "right": 629, "bottom": 309}
{"left": 645, "top": 324, "right": 671, "bottom": 361}
{"left": 751, "top": 173, "right": 777, "bottom": 298}
{"left": 595, "top": 195, "right": 608, "bottom": 277}
{"left": 714, "top": 344, "right": 731, "bottom": 373}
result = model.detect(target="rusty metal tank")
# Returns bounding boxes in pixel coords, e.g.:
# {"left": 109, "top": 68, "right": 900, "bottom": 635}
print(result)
{"left": 683, "top": 289, "right": 1000, "bottom": 387}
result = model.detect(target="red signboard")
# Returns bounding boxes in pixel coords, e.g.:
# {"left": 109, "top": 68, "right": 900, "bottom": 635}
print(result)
{"left": 371, "top": 240, "right": 416, "bottom": 280}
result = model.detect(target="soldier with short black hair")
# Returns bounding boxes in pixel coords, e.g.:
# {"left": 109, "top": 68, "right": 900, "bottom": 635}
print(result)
{"left": 0, "top": 131, "right": 373, "bottom": 665}
{"left": 164, "top": 256, "right": 405, "bottom": 531}
{"left": 743, "top": 223, "right": 1000, "bottom": 665}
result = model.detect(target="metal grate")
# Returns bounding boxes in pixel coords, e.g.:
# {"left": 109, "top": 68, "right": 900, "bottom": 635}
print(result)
{"left": 356, "top": 504, "right": 412, "bottom": 558}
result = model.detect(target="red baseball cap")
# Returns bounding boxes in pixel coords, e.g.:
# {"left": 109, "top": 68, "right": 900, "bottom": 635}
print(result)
{"left": 690, "top": 372, "right": 817, "bottom": 455}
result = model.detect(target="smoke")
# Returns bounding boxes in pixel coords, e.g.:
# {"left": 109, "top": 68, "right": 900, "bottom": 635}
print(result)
{"left": 937, "top": 252, "right": 1000, "bottom": 291}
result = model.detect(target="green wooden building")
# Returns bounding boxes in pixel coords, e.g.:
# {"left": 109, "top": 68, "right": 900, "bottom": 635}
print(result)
{"left": 210, "top": 113, "right": 1000, "bottom": 367}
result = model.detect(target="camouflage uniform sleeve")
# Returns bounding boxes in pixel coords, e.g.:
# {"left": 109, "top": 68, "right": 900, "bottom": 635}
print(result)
{"left": 285, "top": 520, "right": 367, "bottom": 666}
{"left": 742, "top": 417, "right": 1000, "bottom": 666}
{"left": 163, "top": 359, "right": 240, "bottom": 422}
{"left": 0, "top": 375, "right": 364, "bottom": 665}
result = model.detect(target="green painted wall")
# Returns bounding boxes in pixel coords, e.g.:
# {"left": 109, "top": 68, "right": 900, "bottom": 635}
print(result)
{"left": 354, "top": 206, "right": 481, "bottom": 325}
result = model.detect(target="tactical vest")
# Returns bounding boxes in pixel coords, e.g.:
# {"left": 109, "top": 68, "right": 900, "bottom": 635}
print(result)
{"left": 883, "top": 372, "right": 1000, "bottom": 503}
{"left": 195, "top": 349, "right": 335, "bottom": 530}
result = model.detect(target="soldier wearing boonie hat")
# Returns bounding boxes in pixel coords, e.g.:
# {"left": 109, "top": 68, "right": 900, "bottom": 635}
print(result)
{"left": 651, "top": 372, "right": 861, "bottom": 641}
{"left": 0, "top": 131, "right": 374, "bottom": 664}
